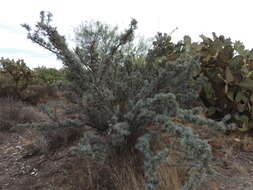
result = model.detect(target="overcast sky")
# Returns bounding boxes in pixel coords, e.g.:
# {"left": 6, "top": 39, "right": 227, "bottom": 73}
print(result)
{"left": 1, "top": 0, "right": 253, "bottom": 69}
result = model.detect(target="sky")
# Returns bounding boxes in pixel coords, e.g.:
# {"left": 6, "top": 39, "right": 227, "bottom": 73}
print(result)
{"left": 1, "top": 0, "right": 253, "bottom": 69}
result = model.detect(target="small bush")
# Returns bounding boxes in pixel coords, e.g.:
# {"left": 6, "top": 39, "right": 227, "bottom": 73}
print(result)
{"left": 0, "top": 58, "right": 33, "bottom": 99}
{"left": 33, "top": 66, "right": 66, "bottom": 86}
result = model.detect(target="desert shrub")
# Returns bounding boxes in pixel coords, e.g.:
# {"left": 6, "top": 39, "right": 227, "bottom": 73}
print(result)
{"left": 33, "top": 66, "right": 66, "bottom": 85}
{"left": 0, "top": 58, "right": 58, "bottom": 104}
{"left": 0, "top": 71, "right": 13, "bottom": 86}
{"left": 74, "top": 20, "right": 149, "bottom": 60}
{"left": 0, "top": 58, "right": 33, "bottom": 99}
{"left": 22, "top": 11, "right": 235, "bottom": 190}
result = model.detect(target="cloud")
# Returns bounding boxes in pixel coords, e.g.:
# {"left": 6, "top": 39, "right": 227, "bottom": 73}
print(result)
{"left": 0, "top": 23, "right": 61, "bottom": 68}
{"left": 0, "top": 24, "right": 21, "bottom": 33}
{"left": 0, "top": 48, "right": 51, "bottom": 58}
{"left": 0, "top": 52, "right": 62, "bottom": 69}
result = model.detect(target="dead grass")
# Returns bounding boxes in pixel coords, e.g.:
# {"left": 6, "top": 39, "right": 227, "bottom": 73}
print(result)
{"left": 70, "top": 152, "right": 185, "bottom": 190}
{"left": 156, "top": 163, "right": 185, "bottom": 190}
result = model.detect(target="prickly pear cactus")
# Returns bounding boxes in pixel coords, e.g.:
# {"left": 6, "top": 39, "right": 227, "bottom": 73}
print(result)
{"left": 194, "top": 33, "right": 253, "bottom": 131}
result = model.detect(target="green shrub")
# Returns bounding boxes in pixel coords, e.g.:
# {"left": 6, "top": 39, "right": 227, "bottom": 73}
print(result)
{"left": 0, "top": 58, "right": 33, "bottom": 99}
{"left": 33, "top": 66, "right": 66, "bottom": 85}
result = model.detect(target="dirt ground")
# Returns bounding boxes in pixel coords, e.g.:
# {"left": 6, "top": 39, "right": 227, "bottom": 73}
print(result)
{"left": 0, "top": 128, "right": 88, "bottom": 190}
{"left": 1, "top": 125, "right": 253, "bottom": 190}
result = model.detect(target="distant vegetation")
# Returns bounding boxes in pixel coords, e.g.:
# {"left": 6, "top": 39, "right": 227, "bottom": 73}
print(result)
{"left": 0, "top": 58, "right": 64, "bottom": 104}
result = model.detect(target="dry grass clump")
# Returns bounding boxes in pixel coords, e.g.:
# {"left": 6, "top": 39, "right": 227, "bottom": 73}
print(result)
{"left": 110, "top": 156, "right": 184, "bottom": 190}
{"left": 34, "top": 127, "right": 83, "bottom": 155}
{"left": 57, "top": 134, "right": 187, "bottom": 190}
{"left": 0, "top": 97, "right": 47, "bottom": 131}
{"left": 68, "top": 151, "right": 185, "bottom": 190}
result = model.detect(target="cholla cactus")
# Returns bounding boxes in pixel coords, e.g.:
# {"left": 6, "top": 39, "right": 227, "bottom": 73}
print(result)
{"left": 22, "top": 12, "right": 235, "bottom": 190}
